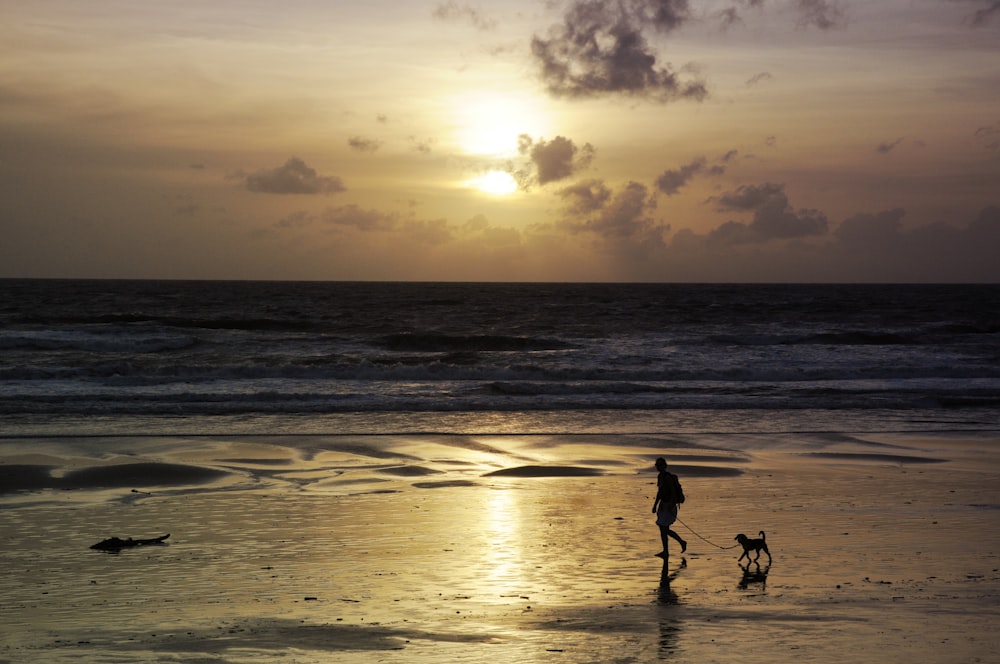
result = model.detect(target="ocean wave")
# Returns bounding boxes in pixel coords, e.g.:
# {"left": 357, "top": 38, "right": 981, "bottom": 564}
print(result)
{"left": 2, "top": 377, "right": 998, "bottom": 416}
{"left": 374, "top": 333, "right": 576, "bottom": 353}
{"left": 0, "top": 329, "right": 198, "bottom": 353}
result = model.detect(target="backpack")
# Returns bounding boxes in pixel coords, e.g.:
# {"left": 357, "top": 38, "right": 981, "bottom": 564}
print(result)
{"left": 671, "top": 473, "right": 686, "bottom": 504}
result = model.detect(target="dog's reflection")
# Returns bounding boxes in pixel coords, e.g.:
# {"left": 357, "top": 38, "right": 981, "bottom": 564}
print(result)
{"left": 737, "top": 561, "right": 770, "bottom": 592}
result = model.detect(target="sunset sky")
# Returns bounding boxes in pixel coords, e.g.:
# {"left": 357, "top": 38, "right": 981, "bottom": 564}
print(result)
{"left": 2, "top": 0, "right": 998, "bottom": 282}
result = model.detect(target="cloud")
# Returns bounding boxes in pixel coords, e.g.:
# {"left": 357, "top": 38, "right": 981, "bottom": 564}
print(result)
{"left": 654, "top": 151, "right": 733, "bottom": 196}
{"left": 408, "top": 136, "right": 434, "bottom": 153}
{"left": 961, "top": 0, "right": 1000, "bottom": 26}
{"left": 274, "top": 210, "right": 316, "bottom": 229}
{"left": 827, "top": 205, "right": 1000, "bottom": 281}
{"left": 560, "top": 180, "right": 666, "bottom": 241}
{"left": 348, "top": 136, "right": 382, "bottom": 153}
{"left": 709, "top": 182, "right": 829, "bottom": 244}
{"left": 518, "top": 135, "right": 595, "bottom": 186}
{"left": 794, "top": 0, "right": 846, "bottom": 29}
{"left": 975, "top": 122, "right": 1000, "bottom": 151}
{"left": 558, "top": 179, "right": 613, "bottom": 216}
{"left": 834, "top": 208, "right": 906, "bottom": 247}
{"left": 463, "top": 213, "right": 489, "bottom": 232}
{"left": 432, "top": 1, "right": 497, "bottom": 30}
{"left": 655, "top": 157, "right": 707, "bottom": 196}
{"left": 713, "top": 1, "right": 763, "bottom": 28}
{"left": 236, "top": 158, "right": 346, "bottom": 195}
{"left": 716, "top": 7, "right": 743, "bottom": 29}
{"left": 318, "top": 206, "right": 454, "bottom": 245}
{"left": 321, "top": 204, "right": 397, "bottom": 231}
{"left": 876, "top": 137, "right": 904, "bottom": 154}
{"left": 530, "top": 0, "right": 707, "bottom": 101}
{"left": 746, "top": 71, "right": 773, "bottom": 86}
{"left": 403, "top": 218, "right": 454, "bottom": 245}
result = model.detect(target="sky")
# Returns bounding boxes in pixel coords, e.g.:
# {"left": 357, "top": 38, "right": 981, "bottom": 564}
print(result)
{"left": 1, "top": 0, "right": 999, "bottom": 282}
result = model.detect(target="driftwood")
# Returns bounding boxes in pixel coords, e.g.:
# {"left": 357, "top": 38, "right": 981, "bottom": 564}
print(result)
{"left": 90, "top": 534, "right": 170, "bottom": 551}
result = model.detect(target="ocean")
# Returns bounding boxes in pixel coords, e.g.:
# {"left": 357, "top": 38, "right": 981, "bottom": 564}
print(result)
{"left": 1, "top": 280, "right": 999, "bottom": 437}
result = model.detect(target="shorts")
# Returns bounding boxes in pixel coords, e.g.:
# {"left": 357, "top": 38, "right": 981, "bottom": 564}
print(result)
{"left": 656, "top": 504, "right": 678, "bottom": 527}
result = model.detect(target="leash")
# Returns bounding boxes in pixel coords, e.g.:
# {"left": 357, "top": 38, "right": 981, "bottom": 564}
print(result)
{"left": 675, "top": 516, "right": 740, "bottom": 550}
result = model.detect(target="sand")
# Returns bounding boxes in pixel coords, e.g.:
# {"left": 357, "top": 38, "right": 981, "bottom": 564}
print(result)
{"left": 1, "top": 432, "right": 999, "bottom": 663}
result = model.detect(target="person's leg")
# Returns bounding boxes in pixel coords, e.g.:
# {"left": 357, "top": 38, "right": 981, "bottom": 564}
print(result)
{"left": 667, "top": 528, "right": 687, "bottom": 553}
{"left": 657, "top": 525, "right": 671, "bottom": 558}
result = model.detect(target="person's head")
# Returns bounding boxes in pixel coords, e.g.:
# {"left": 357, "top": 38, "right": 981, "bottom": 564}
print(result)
{"left": 655, "top": 457, "right": 667, "bottom": 471}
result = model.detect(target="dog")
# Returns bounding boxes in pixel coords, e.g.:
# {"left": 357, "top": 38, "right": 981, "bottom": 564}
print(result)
{"left": 734, "top": 530, "right": 771, "bottom": 563}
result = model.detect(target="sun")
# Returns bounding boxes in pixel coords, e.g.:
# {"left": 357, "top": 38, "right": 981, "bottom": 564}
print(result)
{"left": 468, "top": 170, "right": 519, "bottom": 196}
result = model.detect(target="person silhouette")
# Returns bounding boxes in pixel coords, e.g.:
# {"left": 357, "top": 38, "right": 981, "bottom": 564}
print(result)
{"left": 652, "top": 457, "right": 687, "bottom": 558}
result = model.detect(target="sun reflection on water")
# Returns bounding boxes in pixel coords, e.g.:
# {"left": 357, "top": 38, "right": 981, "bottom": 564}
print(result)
{"left": 481, "top": 485, "right": 525, "bottom": 591}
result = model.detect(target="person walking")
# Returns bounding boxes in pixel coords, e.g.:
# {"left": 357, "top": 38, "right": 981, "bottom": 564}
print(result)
{"left": 652, "top": 457, "right": 687, "bottom": 558}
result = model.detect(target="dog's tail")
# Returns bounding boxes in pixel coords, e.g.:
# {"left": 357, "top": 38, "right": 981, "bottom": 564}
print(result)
{"left": 759, "top": 530, "right": 766, "bottom": 540}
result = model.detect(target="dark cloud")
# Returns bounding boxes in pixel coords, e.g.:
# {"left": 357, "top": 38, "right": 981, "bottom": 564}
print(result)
{"left": 560, "top": 180, "right": 666, "bottom": 242}
{"left": 402, "top": 218, "right": 454, "bottom": 245}
{"left": 970, "top": 205, "right": 1000, "bottom": 236}
{"left": 834, "top": 208, "right": 905, "bottom": 247}
{"left": 321, "top": 204, "right": 397, "bottom": 231}
{"left": 964, "top": 0, "right": 1000, "bottom": 26}
{"left": 655, "top": 157, "right": 706, "bottom": 195}
{"left": 709, "top": 182, "right": 828, "bottom": 244}
{"left": 432, "top": 1, "right": 497, "bottom": 30}
{"left": 794, "top": 0, "right": 845, "bottom": 29}
{"left": 975, "top": 122, "right": 1000, "bottom": 151}
{"left": 746, "top": 71, "right": 773, "bottom": 86}
{"left": 876, "top": 137, "right": 904, "bottom": 154}
{"left": 348, "top": 136, "right": 382, "bottom": 153}
{"left": 237, "top": 158, "right": 346, "bottom": 195}
{"left": 274, "top": 210, "right": 315, "bottom": 229}
{"left": 716, "top": 7, "right": 743, "bottom": 29}
{"left": 530, "top": 0, "right": 707, "bottom": 101}
{"left": 558, "top": 179, "right": 612, "bottom": 216}
{"left": 828, "top": 206, "right": 1000, "bottom": 281}
{"left": 319, "top": 206, "right": 455, "bottom": 245}
{"left": 655, "top": 151, "right": 733, "bottom": 196}
{"left": 518, "top": 135, "right": 595, "bottom": 186}
{"left": 714, "top": 1, "right": 763, "bottom": 28}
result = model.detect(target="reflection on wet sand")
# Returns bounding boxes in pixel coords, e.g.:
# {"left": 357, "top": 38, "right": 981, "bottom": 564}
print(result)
{"left": 2, "top": 433, "right": 1000, "bottom": 662}
{"left": 738, "top": 562, "right": 770, "bottom": 592}
{"left": 658, "top": 558, "right": 685, "bottom": 657}
{"left": 482, "top": 485, "right": 525, "bottom": 590}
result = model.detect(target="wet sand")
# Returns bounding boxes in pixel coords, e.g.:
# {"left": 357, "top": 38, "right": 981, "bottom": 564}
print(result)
{"left": 1, "top": 432, "right": 999, "bottom": 662}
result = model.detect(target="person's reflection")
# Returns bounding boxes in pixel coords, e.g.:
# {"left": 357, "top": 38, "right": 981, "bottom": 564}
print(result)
{"left": 657, "top": 557, "right": 685, "bottom": 605}
{"left": 657, "top": 557, "right": 685, "bottom": 657}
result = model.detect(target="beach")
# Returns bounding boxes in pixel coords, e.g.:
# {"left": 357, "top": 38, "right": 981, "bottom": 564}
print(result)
{"left": 2, "top": 431, "right": 999, "bottom": 663}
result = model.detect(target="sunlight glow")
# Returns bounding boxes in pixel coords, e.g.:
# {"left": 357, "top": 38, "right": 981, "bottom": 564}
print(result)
{"left": 482, "top": 486, "right": 522, "bottom": 589}
{"left": 468, "top": 170, "right": 519, "bottom": 196}
{"left": 452, "top": 91, "right": 551, "bottom": 157}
